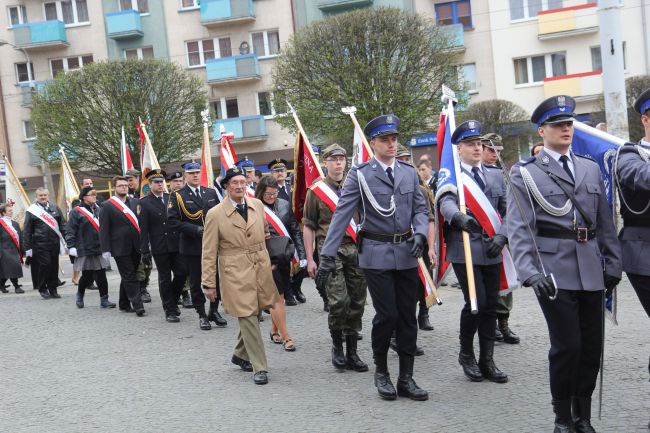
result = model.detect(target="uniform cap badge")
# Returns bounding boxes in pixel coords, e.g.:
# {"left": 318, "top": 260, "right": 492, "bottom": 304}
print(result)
{"left": 468, "top": 121, "right": 476, "bottom": 129}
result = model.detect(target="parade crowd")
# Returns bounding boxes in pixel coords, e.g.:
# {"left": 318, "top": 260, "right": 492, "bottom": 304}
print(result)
{"left": 1, "top": 92, "right": 649, "bottom": 433}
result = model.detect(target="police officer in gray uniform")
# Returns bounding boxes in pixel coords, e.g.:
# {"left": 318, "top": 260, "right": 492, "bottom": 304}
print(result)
{"left": 316, "top": 114, "right": 430, "bottom": 401}
{"left": 507, "top": 95, "right": 622, "bottom": 433}
{"left": 438, "top": 120, "right": 508, "bottom": 384}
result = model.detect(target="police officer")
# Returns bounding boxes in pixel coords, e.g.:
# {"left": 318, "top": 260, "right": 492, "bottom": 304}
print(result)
{"left": 168, "top": 161, "right": 226, "bottom": 330}
{"left": 139, "top": 169, "right": 187, "bottom": 323}
{"left": 316, "top": 114, "right": 430, "bottom": 401}
{"left": 236, "top": 158, "right": 256, "bottom": 190}
{"left": 168, "top": 170, "right": 192, "bottom": 309}
{"left": 303, "top": 143, "right": 368, "bottom": 372}
{"left": 507, "top": 95, "right": 622, "bottom": 432}
{"left": 479, "top": 133, "right": 520, "bottom": 345}
{"left": 438, "top": 121, "right": 509, "bottom": 384}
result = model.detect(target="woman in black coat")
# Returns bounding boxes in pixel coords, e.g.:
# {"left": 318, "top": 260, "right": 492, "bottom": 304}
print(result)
{"left": 0, "top": 203, "right": 24, "bottom": 294}
{"left": 65, "top": 187, "right": 115, "bottom": 309}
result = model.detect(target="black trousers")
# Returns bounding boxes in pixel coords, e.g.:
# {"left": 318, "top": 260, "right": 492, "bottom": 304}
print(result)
{"left": 453, "top": 263, "right": 500, "bottom": 346}
{"left": 537, "top": 289, "right": 603, "bottom": 400}
{"left": 627, "top": 273, "right": 650, "bottom": 318}
{"left": 185, "top": 254, "right": 216, "bottom": 317}
{"left": 154, "top": 252, "right": 186, "bottom": 313}
{"left": 363, "top": 268, "right": 420, "bottom": 366}
{"left": 114, "top": 250, "right": 142, "bottom": 310}
{"left": 33, "top": 246, "right": 59, "bottom": 293}
{"left": 289, "top": 268, "right": 307, "bottom": 295}
{"left": 78, "top": 269, "right": 108, "bottom": 297}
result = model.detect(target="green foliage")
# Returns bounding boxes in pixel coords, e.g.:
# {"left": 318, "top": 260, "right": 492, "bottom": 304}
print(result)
{"left": 273, "top": 7, "right": 463, "bottom": 151}
{"left": 594, "top": 75, "right": 650, "bottom": 142}
{"left": 31, "top": 59, "right": 207, "bottom": 174}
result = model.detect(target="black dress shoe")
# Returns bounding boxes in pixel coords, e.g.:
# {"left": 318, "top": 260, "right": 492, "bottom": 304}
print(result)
{"left": 231, "top": 355, "right": 253, "bottom": 372}
{"left": 165, "top": 314, "right": 180, "bottom": 323}
{"left": 415, "top": 345, "right": 424, "bottom": 356}
{"left": 120, "top": 306, "right": 135, "bottom": 313}
{"left": 418, "top": 313, "right": 434, "bottom": 331}
{"left": 49, "top": 291, "right": 61, "bottom": 299}
{"left": 397, "top": 375, "right": 429, "bottom": 401}
{"left": 253, "top": 371, "right": 268, "bottom": 385}
{"left": 39, "top": 291, "right": 51, "bottom": 300}
{"left": 295, "top": 290, "right": 306, "bottom": 303}
{"left": 207, "top": 309, "right": 227, "bottom": 327}
{"left": 374, "top": 372, "right": 397, "bottom": 400}
{"left": 459, "top": 352, "right": 484, "bottom": 382}
{"left": 0, "top": 287, "right": 8, "bottom": 293}
{"left": 285, "top": 295, "right": 297, "bottom": 306}
{"left": 135, "top": 307, "right": 146, "bottom": 317}
{"left": 57, "top": 280, "right": 65, "bottom": 287}
{"left": 182, "top": 293, "right": 193, "bottom": 308}
{"left": 14, "top": 287, "right": 24, "bottom": 294}
{"left": 199, "top": 317, "right": 212, "bottom": 330}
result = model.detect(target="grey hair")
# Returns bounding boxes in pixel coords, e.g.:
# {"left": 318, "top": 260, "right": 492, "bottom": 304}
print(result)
{"left": 35, "top": 187, "right": 49, "bottom": 196}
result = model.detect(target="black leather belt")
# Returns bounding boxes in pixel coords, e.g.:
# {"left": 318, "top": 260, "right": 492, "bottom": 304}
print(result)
{"left": 359, "top": 230, "right": 412, "bottom": 243}
{"left": 623, "top": 218, "right": 650, "bottom": 227}
{"left": 538, "top": 227, "right": 595, "bottom": 243}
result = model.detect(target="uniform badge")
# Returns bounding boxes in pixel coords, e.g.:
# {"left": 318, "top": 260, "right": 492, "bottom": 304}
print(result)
{"left": 541, "top": 155, "right": 550, "bottom": 165}
{"left": 557, "top": 95, "right": 566, "bottom": 107}
{"left": 468, "top": 121, "right": 476, "bottom": 129}
{"left": 387, "top": 115, "right": 393, "bottom": 123}
{"left": 136, "top": 204, "right": 141, "bottom": 216}
{"left": 168, "top": 201, "right": 173, "bottom": 209}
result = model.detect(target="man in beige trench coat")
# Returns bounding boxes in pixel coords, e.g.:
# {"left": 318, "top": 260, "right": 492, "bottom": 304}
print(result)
{"left": 202, "top": 166, "right": 279, "bottom": 385}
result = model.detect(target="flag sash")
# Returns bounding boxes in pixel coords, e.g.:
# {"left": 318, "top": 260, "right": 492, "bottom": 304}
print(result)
{"left": 0, "top": 218, "right": 21, "bottom": 258}
{"left": 309, "top": 180, "right": 357, "bottom": 242}
{"left": 27, "top": 204, "right": 66, "bottom": 248}
{"left": 107, "top": 197, "right": 140, "bottom": 233}
{"left": 75, "top": 206, "right": 100, "bottom": 233}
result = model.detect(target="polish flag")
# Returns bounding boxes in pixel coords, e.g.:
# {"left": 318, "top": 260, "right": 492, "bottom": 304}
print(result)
{"left": 120, "top": 126, "right": 134, "bottom": 176}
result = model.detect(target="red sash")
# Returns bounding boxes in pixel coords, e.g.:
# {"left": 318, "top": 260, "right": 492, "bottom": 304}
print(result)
{"left": 75, "top": 206, "right": 100, "bottom": 233}
{"left": 309, "top": 180, "right": 357, "bottom": 242}
{"left": 107, "top": 197, "right": 140, "bottom": 233}
{"left": 0, "top": 218, "right": 21, "bottom": 259}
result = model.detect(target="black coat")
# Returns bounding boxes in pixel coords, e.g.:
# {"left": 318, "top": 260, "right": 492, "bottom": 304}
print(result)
{"left": 99, "top": 197, "right": 141, "bottom": 257}
{"left": 65, "top": 204, "right": 101, "bottom": 257}
{"left": 0, "top": 219, "right": 23, "bottom": 279}
{"left": 167, "top": 185, "right": 219, "bottom": 256}
{"left": 266, "top": 198, "right": 306, "bottom": 261}
{"left": 23, "top": 202, "right": 65, "bottom": 251}
{"left": 139, "top": 192, "right": 179, "bottom": 256}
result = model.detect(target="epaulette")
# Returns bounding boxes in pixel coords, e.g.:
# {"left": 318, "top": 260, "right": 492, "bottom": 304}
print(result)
{"left": 351, "top": 162, "right": 369, "bottom": 171}
{"left": 396, "top": 160, "right": 414, "bottom": 168}
{"left": 483, "top": 164, "right": 500, "bottom": 170}
{"left": 574, "top": 153, "right": 596, "bottom": 163}
{"left": 521, "top": 156, "right": 536, "bottom": 165}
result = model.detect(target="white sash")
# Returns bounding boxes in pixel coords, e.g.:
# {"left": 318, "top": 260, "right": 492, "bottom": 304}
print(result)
{"left": 27, "top": 203, "right": 66, "bottom": 253}
{"left": 107, "top": 197, "right": 140, "bottom": 232}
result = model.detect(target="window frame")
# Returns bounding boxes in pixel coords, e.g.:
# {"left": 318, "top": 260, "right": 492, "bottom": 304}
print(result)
{"left": 178, "top": 0, "right": 199, "bottom": 10}
{"left": 49, "top": 54, "right": 93, "bottom": 78}
{"left": 509, "top": 0, "right": 563, "bottom": 22}
{"left": 118, "top": 0, "right": 150, "bottom": 15}
{"left": 459, "top": 63, "right": 477, "bottom": 94}
{"left": 513, "top": 51, "right": 567, "bottom": 86}
{"left": 250, "top": 29, "right": 280, "bottom": 59}
{"left": 434, "top": 0, "right": 473, "bottom": 30}
{"left": 23, "top": 120, "right": 36, "bottom": 141}
{"left": 213, "top": 96, "right": 239, "bottom": 120}
{"left": 124, "top": 46, "right": 154, "bottom": 60}
{"left": 42, "top": 0, "right": 90, "bottom": 27}
{"left": 15, "top": 62, "right": 34, "bottom": 83}
{"left": 185, "top": 37, "right": 232, "bottom": 68}
{"left": 7, "top": 5, "right": 28, "bottom": 27}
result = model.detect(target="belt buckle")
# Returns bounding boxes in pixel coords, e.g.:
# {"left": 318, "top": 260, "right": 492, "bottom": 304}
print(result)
{"left": 576, "top": 227, "right": 588, "bottom": 243}
{"left": 393, "top": 233, "right": 401, "bottom": 244}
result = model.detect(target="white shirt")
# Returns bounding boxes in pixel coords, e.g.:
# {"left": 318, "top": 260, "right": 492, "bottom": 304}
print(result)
{"left": 229, "top": 197, "right": 245, "bottom": 207}
{"left": 543, "top": 147, "right": 574, "bottom": 177}
{"left": 640, "top": 138, "right": 650, "bottom": 149}
{"left": 461, "top": 161, "right": 485, "bottom": 184}
{"left": 375, "top": 158, "right": 395, "bottom": 179}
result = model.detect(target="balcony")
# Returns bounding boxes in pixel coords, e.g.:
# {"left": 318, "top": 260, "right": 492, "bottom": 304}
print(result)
{"left": 215, "top": 116, "right": 267, "bottom": 142}
{"left": 200, "top": 0, "right": 255, "bottom": 27}
{"left": 440, "top": 23, "right": 465, "bottom": 51}
{"left": 206, "top": 55, "right": 260, "bottom": 85}
{"left": 18, "top": 81, "right": 47, "bottom": 107}
{"left": 538, "top": 2, "right": 598, "bottom": 40}
{"left": 12, "top": 20, "right": 68, "bottom": 50}
{"left": 105, "top": 10, "right": 143, "bottom": 40}
{"left": 543, "top": 71, "right": 602, "bottom": 100}
{"left": 317, "top": 0, "right": 373, "bottom": 12}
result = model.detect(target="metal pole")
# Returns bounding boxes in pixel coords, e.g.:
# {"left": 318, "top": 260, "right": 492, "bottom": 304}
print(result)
{"left": 598, "top": 0, "right": 629, "bottom": 140}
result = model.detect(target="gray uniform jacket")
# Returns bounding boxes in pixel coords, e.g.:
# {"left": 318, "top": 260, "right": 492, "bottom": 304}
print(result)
{"left": 507, "top": 149, "right": 622, "bottom": 291}
{"left": 438, "top": 164, "right": 507, "bottom": 265}
{"left": 615, "top": 142, "right": 650, "bottom": 276}
{"left": 320, "top": 157, "right": 429, "bottom": 270}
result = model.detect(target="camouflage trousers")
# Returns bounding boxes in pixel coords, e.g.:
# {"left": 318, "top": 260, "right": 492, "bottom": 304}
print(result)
{"left": 136, "top": 259, "right": 153, "bottom": 285}
{"left": 496, "top": 291, "right": 513, "bottom": 318}
{"left": 318, "top": 239, "right": 367, "bottom": 335}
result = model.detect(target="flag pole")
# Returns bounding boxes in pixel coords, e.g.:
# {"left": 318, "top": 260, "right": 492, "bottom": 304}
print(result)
{"left": 342, "top": 106, "right": 373, "bottom": 158}
{"left": 3, "top": 154, "right": 31, "bottom": 206}
{"left": 137, "top": 117, "right": 167, "bottom": 193}
{"left": 442, "top": 85, "right": 478, "bottom": 314}
{"left": 286, "top": 100, "right": 324, "bottom": 178}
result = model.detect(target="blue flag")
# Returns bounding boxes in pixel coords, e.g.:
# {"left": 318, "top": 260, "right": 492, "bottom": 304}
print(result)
{"left": 435, "top": 115, "right": 457, "bottom": 200}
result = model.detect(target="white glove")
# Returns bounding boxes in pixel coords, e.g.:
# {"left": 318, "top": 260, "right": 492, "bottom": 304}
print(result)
{"left": 69, "top": 248, "right": 77, "bottom": 257}
{"left": 102, "top": 252, "right": 111, "bottom": 261}
{"left": 26, "top": 249, "right": 32, "bottom": 258}
{"left": 299, "top": 259, "right": 307, "bottom": 268}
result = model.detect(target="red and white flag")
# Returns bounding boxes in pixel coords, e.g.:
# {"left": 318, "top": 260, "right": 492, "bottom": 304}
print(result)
{"left": 200, "top": 112, "right": 214, "bottom": 188}
{"left": 353, "top": 125, "right": 372, "bottom": 166}
{"left": 292, "top": 130, "right": 324, "bottom": 223}
{"left": 136, "top": 120, "right": 164, "bottom": 196}
{"left": 120, "top": 126, "right": 134, "bottom": 176}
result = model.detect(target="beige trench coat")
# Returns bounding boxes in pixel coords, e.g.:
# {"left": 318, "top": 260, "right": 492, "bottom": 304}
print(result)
{"left": 201, "top": 196, "right": 278, "bottom": 317}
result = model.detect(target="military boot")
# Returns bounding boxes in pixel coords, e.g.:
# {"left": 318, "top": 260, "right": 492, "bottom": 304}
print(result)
{"left": 417, "top": 307, "right": 434, "bottom": 331}
{"left": 571, "top": 397, "right": 596, "bottom": 433}
{"left": 478, "top": 339, "right": 508, "bottom": 383}
{"left": 207, "top": 301, "right": 227, "bottom": 327}
{"left": 396, "top": 356, "right": 428, "bottom": 401}
{"left": 75, "top": 291, "right": 84, "bottom": 308}
{"left": 373, "top": 354, "right": 396, "bottom": 400}
{"left": 458, "top": 337, "right": 483, "bottom": 382}
{"left": 330, "top": 329, "right": 346, "bottom": 370}
{"left": 553, "top": 399, "right": 576, "bottom": 433}
{"left": 100, "top": 295, "right": 116, "bottom": 309}
{"left": 498, "top": 316, "right": 520, "bottom": 344}
{"left": 345, "top": 333, "right": 368, "bottom": 372}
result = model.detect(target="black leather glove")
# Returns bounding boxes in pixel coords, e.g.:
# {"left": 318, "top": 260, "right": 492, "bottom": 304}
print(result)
{"left": 407, "top": 233, "right": 426, "bottom": 258}
{"left": 142, "top": 253, "right": 152, "bottom": 267}
{"left": 524, "top": 273, "right": 556, "bottom": 300}
{"left": 485, "top": 234, "right": 508, "bottom": 258}
{"left": 604, "top": 274, "right": 621, "bottom": 298}
{"left": 197, "top": 226, "right": 204, "bottom": 237}
{"left": 450, "top": 212, "right": 482, "bottom": 234}
{"left": 315, "top": 255, "right": 336, "bottom": 292}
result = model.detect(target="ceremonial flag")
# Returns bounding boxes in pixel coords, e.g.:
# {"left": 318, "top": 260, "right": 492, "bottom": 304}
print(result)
{"left": 120, "top": 126, "right": 134, "bottom": 176}
{"left": 200, "top": 109, "right": 214, "bottom": 189}
{"left": 136, "top": 119, "right": 164, "bottom": 196}
{"left": 435, "top": 108, "right": 518, "bottom": 295}
{"left": 352, "top": 123, "right": 371, "bottom": 166}
{"left": 2, "top": 155, "right": 31, "bottom": 227}
{"left": 434, "top": 112, "right": 451, "bottom": 286}
{"left": 292, "top": 130, "right": 324, "bottom": 223}
{"left": 56, "top": 147, "right": 80, "bottom": 215}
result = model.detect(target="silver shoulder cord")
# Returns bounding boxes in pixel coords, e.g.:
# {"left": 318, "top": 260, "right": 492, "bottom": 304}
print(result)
{"left": 356, "top": 169, "right": 396, "bottom": 220}
{"left": 520, "top": 166, "right": 572, "bottom": 216}
{"left": 613, "top": 144, "right": 650, "bottom": 215}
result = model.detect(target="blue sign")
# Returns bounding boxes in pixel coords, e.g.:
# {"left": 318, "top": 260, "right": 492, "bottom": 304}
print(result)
{"left": 409, "top": 133, "right": 437, "bottom": 147}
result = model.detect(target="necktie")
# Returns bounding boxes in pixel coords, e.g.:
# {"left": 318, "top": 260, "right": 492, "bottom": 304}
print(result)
{"left": 236, "top": 203, "right": 247, "bottom": 222}
{"left": 471, "top": 167, "right": 486, "bottom": 191}
{"left": 160, "top": 196, "right": 165, "bottom": 206}
{"left": 386, "top": 167, "right": 394, "bottom": 184}
{"left": 195, "top": 188, "right": 201, "bottom": 199}
{"left": 559, "top": 155, "right": 574, "bottom": 182}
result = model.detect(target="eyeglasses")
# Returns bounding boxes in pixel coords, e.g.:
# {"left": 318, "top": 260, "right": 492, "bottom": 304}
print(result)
{"left": 263, "top": 192, "right": 278, "bottom": 197}
{"left": 229, "top": 180, "right": 247, "bottom": 186}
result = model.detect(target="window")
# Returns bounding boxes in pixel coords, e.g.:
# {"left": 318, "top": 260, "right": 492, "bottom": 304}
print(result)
{"left": 43, "top": 0, "right": 89, "bottom": 25}
{"left": 213, "top": 97, "right": 239, "bottom": 120}
{"left": 180, "top": 0, "right": 198, "bottom": 8}
{"left": 50, "top": 55, "right": 93, "bottom": 77}
{"left": 513, "top": 52, "right": 566, "bottom": 85}
{"left": 125, "top": 46, "right": 154, "bottom": 60}
{"left": 509, "top": 0, "right": 562, "bottom": 21}
{"left": 186, "top": 37, "right": 231, "bottom": 67}
{"left": 435, "top": 1, "right": 472, "bottom": 29}
{"left": 23, "top": 120, "right": 36, "bottom": 140}
{"left": 119, "top": 0, "right": 149, "bottom": 14}
{"left": 15, "top": 62, "right": 34, "bottom": 83}
{"left": 7, "top": 5, "right": 27, "bottom": 26}
{"left": 590, "top": 43, "right": 627, "bottom": 72}
{"left": 251, "top": 30, "right": 280, "bottom": 58}
{"left": 460, "top": 63, "right": 477, "bottom": 92}
{"left": 258, "top": 92, "right": 272, "bottom": 116}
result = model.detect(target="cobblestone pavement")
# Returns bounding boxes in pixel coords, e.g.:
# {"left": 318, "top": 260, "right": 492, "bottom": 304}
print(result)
{"left": 1, "top": 260, "right": 648, "bottom": 433}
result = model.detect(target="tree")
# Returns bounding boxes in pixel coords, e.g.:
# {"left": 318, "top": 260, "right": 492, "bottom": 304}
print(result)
{"left": 31, "top": 60, "right": 207, "bottom": 174}
{"left": 595, "top": 75, "right": 650, "bottom": 142}
{"left": 457, "top": 99, "right": 532, "bottom": 163}
{"left": 273, "top": 7, "right": 464, "bottom": 149}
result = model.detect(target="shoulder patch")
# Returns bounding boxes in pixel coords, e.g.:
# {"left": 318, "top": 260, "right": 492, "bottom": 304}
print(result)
{"left": 351, "top": 162, "right": 369, "bottom": 171}
{"left": 521, "top": 156, "right": 536, "bottom": 166}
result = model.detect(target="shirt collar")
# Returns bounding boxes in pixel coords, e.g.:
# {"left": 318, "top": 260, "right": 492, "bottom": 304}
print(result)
{"left": 461, "top": 161, "right": 483, "bottom": 173}
{"left": 375, "top": 157, "right": 395, "bottom": 173}
{"left": 229, "top": 196, "right": 245, "bottom": 207}
{"left": 543, "top": 146, "right": 571, "bottom": 162}
{"left": 640, "top": 138, "right": 650, "bottom": 149}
